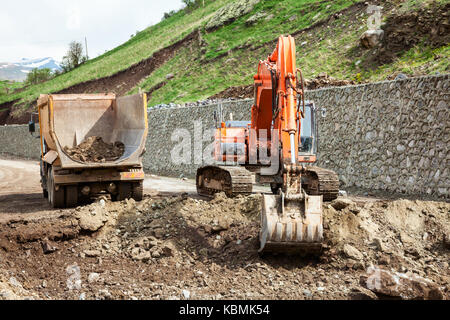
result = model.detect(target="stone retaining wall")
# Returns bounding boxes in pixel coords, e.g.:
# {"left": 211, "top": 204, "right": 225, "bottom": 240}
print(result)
{"left": 0, "top": 74, "right": 448, "bottom": 199}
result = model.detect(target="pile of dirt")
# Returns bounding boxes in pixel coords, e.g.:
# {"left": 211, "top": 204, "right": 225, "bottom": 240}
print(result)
{"left": 368, "top": 2, "right": 450, "bottom": 66}
{"left": 209, "top": 73, "right": 357, "bottom": 100}
{"left": 304, "top": 73, "right": 357, "bottom": 90}
{"left": 0, "top": 192, "right": 448, "bottom": 300}
{"left": 64, "top": 136, "right": 125, "bottom": 163}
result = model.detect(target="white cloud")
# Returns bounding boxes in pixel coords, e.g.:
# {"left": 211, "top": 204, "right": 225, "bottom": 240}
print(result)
{"left": 66, "top": 5, "right": 81, "bottom": 30}
{"left": 0, "top": 0, "right": 184, "bottom": 62}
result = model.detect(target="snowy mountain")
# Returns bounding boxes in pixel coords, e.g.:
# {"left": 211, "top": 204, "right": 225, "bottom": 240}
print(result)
{"left": 0, "top": 57, "right": 61, "bottom": 81}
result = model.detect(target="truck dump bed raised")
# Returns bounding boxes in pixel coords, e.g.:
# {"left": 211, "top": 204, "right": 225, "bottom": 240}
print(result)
{"left": 37, "top": 93, "right": 148, "bottom": 169}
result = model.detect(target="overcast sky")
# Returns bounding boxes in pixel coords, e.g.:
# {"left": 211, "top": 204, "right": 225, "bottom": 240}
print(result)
{"left": 0, "top": 0, "right": 184, "bottom": 62}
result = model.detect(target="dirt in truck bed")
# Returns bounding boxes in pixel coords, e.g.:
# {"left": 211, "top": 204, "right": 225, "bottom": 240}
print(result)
{"left": 63, "top": 136, "right": 125, "bottom": 163}
{"left": 0, "top": 190, "right": 448, "bottom": 300}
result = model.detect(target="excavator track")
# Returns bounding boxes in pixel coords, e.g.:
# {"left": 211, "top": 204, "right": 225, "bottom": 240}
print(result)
{"left": 303, "top": 166, "right": 340, "bottom": 201}
{"left": 196, "top": 165, "right": 253, "bottom": 197}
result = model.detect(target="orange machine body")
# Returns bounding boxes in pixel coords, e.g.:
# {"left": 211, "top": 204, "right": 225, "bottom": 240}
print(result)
{"left": 214, "top": 35, "right": 316, "bottom": 166}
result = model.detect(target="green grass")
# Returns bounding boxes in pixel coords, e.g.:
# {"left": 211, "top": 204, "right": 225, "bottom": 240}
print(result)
{"left": 0, "top": 80, "right": 24, "bottom": 97}
{"left": 202, "top": 0, "right": 360, "bottom": 60}
{"left": 0, "top": 0, "right": 234, "bottom": 107}
{"left": 139, "top": 0, "right": 449, "bottom": 105}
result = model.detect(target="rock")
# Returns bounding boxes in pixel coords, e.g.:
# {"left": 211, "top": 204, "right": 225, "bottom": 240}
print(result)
{"left": 395, "top": 73, "right": 407, "bottom": 81}
{"left": 182, "top": 289, "right": 191, "bottom": 299}
{"left": 444, "top": 233, "right": 450, "bottom": 249}
{"left": 331, "top": 198, "right": 354, "bottom": 210}
{"left": 41, "top": 240, "right": 58, "bottom": 254}
{"left": 245, "top": 12, "right": 266, "bottom": 26}
{"left": 343, "top": 244, "right": 364, "bottom": 261}
{"left": 206, "top": 0, "right": 260, "bottom": 30}
{"left": 84, "top": 249, "right": 101, "bottom": 257}
{"left": 372, "top": 238, "right": 386, "bottom": 252}
{"left": 161, "top": 241, "right": 176, "bottom": 257}
{"left": 361, "top": 266, "right": 443, "bottom": 300}
{"left": 360, "top": 29, "right": 384, "bottom": 48}
{"left": 79, "top": 293, "right": 86, "bottom": 300}
{"left": 338, "top": 190, "right": 347, "bottom": 197}
{"left": 98, "top": 289, "right": 112, "bottom": 300}
{"left": 166, "top": 73, "right": 174, "bottom": 80}
{"left": 0, "top": 290, "right": 14, "bottom": 300}
{"left": 153, "top": 228, "right": 165, "bottom": 239}
{"left": 302, "top": 289, "right": 312, "bottom": 297}
{"left": 212, "top": 217, "right": 230, "bottom": 231}
{"left": 349, "top": 286, "right": 378, "bottom": 300}
{"left": 396, "top": 144, "right": 406, "bottom": 153}
{"left": 9, "top": 277, "right": 22, "bottom": 288}
{"left": 130, "top": 247, "right": 151, "bottom": 261}
{"left": 78, "top": 213, "right": 107, "bottom": 232}
{"left": 88, "top": 272, "right": 100, "bottom": 283}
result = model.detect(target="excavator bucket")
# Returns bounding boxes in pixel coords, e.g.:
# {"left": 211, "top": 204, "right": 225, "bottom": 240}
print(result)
{"left": 259, "top": 193, "right": 323, "bottom": 255}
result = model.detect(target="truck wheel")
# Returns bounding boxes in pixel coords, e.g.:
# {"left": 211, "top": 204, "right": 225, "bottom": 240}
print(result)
{"left": 113, "top": 182, "right": 132, "bottom": 201}
{"left": 48, "top": 167, "right": 65, "bottom": 208}
{"left": 65, "top": 185, "right": 78, "bottom": 208}
{"left": 132, "top": 181, "right": 143, "bottom": 201}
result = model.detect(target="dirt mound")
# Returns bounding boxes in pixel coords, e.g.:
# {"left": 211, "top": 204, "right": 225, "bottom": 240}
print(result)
{"left": 208, "top": 85, "right": 254, "bottom": 100}
{"left": 64, "top": 136, "right": 125, "bottom": 163}
{"left": 369, "top": 2, "right": 450, "bottom": 66}
{"left": 209, "top": 73, "right": 357, "bottom": 99}
{"left": 0, "top": 192, "right": 449, "bottom": 300}
{"left": 304, "top": 73, "right": 357, "bottom": 90}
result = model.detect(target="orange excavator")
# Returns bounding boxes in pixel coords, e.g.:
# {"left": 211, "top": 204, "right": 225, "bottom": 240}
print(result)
{"left": 196, "top": 35, "right": 339, "bottom": 254}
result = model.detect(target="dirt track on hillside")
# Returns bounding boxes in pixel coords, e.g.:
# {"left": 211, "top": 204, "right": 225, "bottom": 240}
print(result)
{"left": 0, "top": 158, "right": 448, "bottom": 300}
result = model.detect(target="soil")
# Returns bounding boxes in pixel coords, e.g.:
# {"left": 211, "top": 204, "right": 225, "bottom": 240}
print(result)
{"left": 365, "top": 2, "right": 450, "bottom": 67}
{"left": 63, "top": 136, "right": 125, "bottom": 163}
{"left": 0, "top": 158, "right": 448, "bottom": 300}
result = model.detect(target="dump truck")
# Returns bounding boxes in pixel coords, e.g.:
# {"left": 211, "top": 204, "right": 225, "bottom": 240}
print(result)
{"left": 29, "top": 93, "right": 148, "bottom": 208}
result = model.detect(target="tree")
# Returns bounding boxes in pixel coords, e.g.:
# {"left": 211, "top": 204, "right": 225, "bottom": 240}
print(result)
{"left": 25, "top": 68, "right": 53, "bottom": 85}
{"left": 61, "top": 41, "right": 87, "bottom": 73}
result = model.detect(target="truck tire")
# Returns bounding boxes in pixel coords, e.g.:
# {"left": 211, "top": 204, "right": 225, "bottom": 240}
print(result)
{"left": 48, "top": 167, "right": 65, "bottom": 208}
{"left": 132, "top": 181, "right": 143, "bottom": 201}
{"left": 40, "top": 160, "right": 48, "bottom": 198}
{"left": 113, "top": 182, "right": 132, "bottom": 201}
{"left": 65, "top": 185, "right": 78, "bottom": 208}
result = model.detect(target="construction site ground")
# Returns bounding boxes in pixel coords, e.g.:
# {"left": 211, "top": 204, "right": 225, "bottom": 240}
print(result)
{"left": 0, "top": 158, "right": 448, "bottom": 300}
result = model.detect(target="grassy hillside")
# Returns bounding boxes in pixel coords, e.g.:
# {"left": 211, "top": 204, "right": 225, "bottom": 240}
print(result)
{"left": 1, "top": 0, "right": 448, "bottom": 115}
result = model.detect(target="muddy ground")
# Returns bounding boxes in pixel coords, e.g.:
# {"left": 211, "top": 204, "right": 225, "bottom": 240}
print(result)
{"left": 0, "top": 158, "right": 448, "bottom": 300}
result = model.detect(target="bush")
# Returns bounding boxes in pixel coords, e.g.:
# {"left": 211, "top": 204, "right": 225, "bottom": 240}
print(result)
{"left": 25, "top": 68, "right": 53, "bottom": 85}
